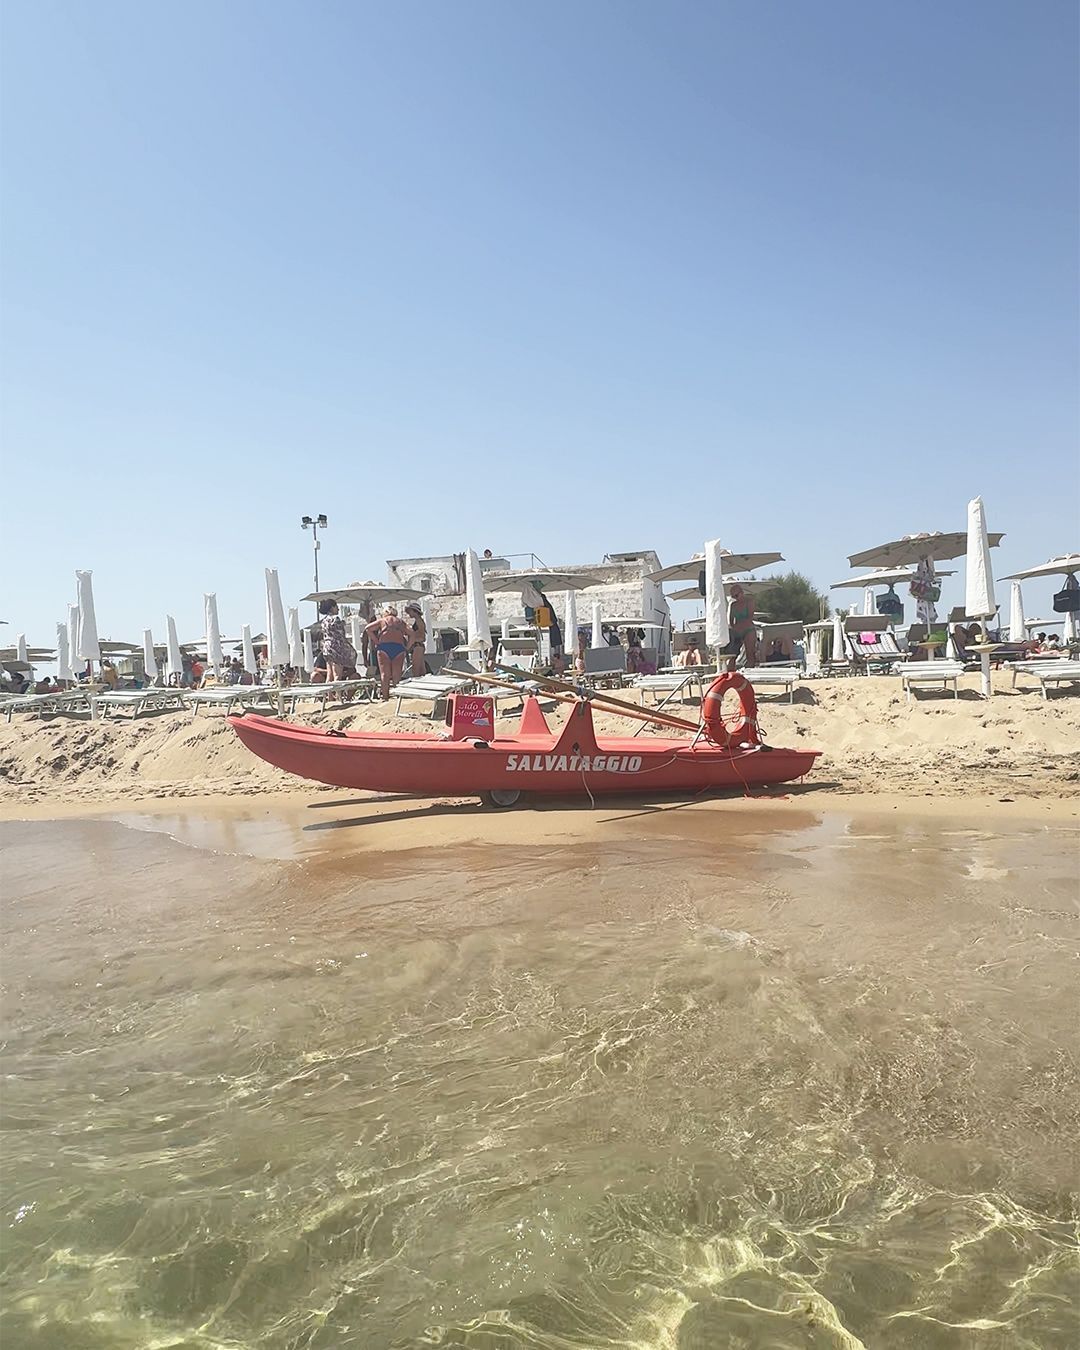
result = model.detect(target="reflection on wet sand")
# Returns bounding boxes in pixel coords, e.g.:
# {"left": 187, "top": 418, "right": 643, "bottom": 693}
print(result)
{"left": 1, "top": 807, "right": 1077, "bottom": 1348}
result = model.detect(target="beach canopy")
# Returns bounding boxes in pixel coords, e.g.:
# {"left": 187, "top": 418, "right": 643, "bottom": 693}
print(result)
{"left": 999, "top": 553, "right": 1080, "bottom": 581}
{"left": 830, "top": 565, "right": 955, "bottom": 590}
{"left": 57, "top": 624, "right": 72, "bottom": 681}
{"left": 287, "top": 607, "right": 304, "bottom": 669}
{"left": 303, "top": 583, "right": 422, "bottom": 605}
{"left": 647, "top": 550, "right": 784, "bottom": 584}
{"left": 142, "top": 629, "right": 158, "bottom": 680}
{"left": 264, "top": 568, "right": 290, "bottom": 667}
{"left": 75, "top": 570, "right": 101, "bottom": 662}
{"left": 667, "top": 576, "right": 774, "bottom": 601}
{"left": 205, "top": 594, "right": 224, "bottom": 672}
{"left": 481, "top": 571, "right": 600, "bottom": 594}
{"left": 165, "top": 615, "right": 184, "bottom": 682}
{"left": 465, "top": 548, "right": 492, "bottom": 651}
{"left": 704, "top": 539, "right": 729, "bottom": 661}
{"left": 420, "top": 596, "right": 436, "bottom": 653}
{"left": 1009, "top": 581, "right": 1026, "bottom": 642}
{"left": 848, "top": 530, "right": 1004, "bottom": 569}
{"left": 241, "top": 624, "right": 258, "bottom": 676}
{"left": 965, "top": 497, "right": 997, "bottom": 699}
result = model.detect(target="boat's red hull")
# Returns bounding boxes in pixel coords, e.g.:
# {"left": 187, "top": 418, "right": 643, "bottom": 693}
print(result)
{"left": 228, "top": 698, "right": 819, "bottom": 798}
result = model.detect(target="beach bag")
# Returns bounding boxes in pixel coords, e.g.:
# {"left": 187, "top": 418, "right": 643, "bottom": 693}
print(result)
{"left": 534, "top": 606, "right": 552, "bottom": 629}
{"left": 876, "top": 585, "right": 902, "bottom": 617}
{"left": 1052, "top": 574, "right": 1079, "bottom": 613}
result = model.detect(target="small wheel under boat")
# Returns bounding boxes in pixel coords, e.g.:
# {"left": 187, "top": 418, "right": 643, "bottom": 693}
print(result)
{"left": 485, "top": 788, "right": 522, "bottom": 809}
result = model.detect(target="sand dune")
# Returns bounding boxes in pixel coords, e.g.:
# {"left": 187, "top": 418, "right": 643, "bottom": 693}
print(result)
{"left": 0, "top": 671, "right": 1077, "bottom": 811}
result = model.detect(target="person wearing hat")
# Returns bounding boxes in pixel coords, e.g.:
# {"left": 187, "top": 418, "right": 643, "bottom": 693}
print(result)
{"left": 404, "top": 602, "right": 427, "bottom": 678}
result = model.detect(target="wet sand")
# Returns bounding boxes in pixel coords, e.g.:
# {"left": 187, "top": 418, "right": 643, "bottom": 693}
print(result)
{"left": 2, "top": 802, "right": 1078, "bottom": 1348}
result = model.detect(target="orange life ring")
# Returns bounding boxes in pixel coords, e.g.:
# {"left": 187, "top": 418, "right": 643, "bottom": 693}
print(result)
{"left": 701, "top": 672, "right": 760, "bottom": 748}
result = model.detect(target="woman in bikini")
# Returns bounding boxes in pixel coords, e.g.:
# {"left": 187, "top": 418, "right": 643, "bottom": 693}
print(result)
{"left": 724, "top": 584, "right": 758, "bottom": 670}
{"left": 366, "top": 606, "right": 411, "bottom": 700}
{"left": 404, "top": 602, "right": 427, "bottom": 679}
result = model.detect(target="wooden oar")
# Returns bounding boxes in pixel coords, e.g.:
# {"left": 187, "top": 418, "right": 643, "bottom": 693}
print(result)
{"left": 492, "top": 665, "right": 702, "bottom": 732}
{"left": 472, "top": 670, "right": 699, "bottom": 735}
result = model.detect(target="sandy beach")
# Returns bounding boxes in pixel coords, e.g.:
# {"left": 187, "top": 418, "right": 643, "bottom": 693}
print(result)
{"left": 1, "top": 670, "right": 1077, "bottom": 824}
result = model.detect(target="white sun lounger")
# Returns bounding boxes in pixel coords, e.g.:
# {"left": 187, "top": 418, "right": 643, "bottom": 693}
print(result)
{"left": 184, "top": 686, "right": 280, "bottom": 716}
{"left": 91, "top": 689, "right": 187, "bottom": 719}
{"left": 634, "top": 672, "right": 704, "bottom": 706}
{"left": 391, "top": 673, "right": 476, "bottom": 718}
{"left": 740, "top": 666, "right": 803, "bottom": 703}
{"left": 277, "top": 679, "right": 377, "bottom": 712}
{"left": 1010, "top": 660, "right": 1080, "bottom": 700}
{"left": 900, "top": 661, "right": 966, "bottom": 702}
{"left": 3, "top": 689, "right": 92, "bottom": 721}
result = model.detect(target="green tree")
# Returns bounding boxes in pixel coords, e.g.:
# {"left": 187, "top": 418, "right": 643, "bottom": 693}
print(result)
{"left": 756, "top": 570, "right": 829, "bottom": 624}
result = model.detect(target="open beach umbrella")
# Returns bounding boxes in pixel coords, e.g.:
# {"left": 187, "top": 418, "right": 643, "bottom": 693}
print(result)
{"left": 1001, "top": 553, "right": 1080, "bottom": 643}
{"left": 647, "top": 550, "right": 784, "bottom": 584}
{"left": 165, "top": 615, "right": 184, "bottom": 683}
{"left": 302, "top": 627, "right": 315, "bottom": 676}
{"left": 56, "top": 623, "right": 72, "bottom": 681}
{"left": 465, "top": 549, "right": 492, "bottom": 652}
{"left": 420, "top": 597, "right": 436, "bottom": 654}
{"left": 704, "top": 539, "right": 729, "bottom": 671}
{"left": 303, "top": 583, "right": 422, "bottom": 605}
{"left": 849, "top": 530, "right": 1004, "bottom": 630}
{"left": 142, "top": 628, "right": 158, "bottom": 682}
{"left": 591, "top": 602, "right": 604, "bottom": 649}
{"left": 205, "top": 594, "right": 224, "bottom": 673}
{"left": 349, "top": 614, "right": 366, "bottom": 661}
{"left": 241, "top": 624, "right": 258, "bottom": 676}
{"left": 264, "top": 568, "right": 290, "bottom": 667}
{"left": 481, "top": 570, "right": 600, "bottom": 595}
{"left": 75, "top": 570, "right": 101, "bottom": 663}
{"left": 1009, "top": 582, "right": 1025, "bottom": 643}
{"left": 965, "top": 497, "right": 997, "bottom": 698}
{"left": 287, "top": 607, "right": 304, "bottom": 669}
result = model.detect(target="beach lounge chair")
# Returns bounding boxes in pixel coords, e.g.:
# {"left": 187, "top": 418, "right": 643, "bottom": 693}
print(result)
{"left": 843, "top": 617, "right": 903, "bottom": 674}
{"left": 278, "top": 679, "right": 377, "bottom": 713}
{"left": 1010, "top": 659, "right": 1080, "bottom": 699}
{"left": 184, "top": 686, "right": 280, "bottom": 716}
{"left": 3, "top": 689, "right": 91, "bottom": 721}
{"left": 739, "top": 666, "right": 802, "bottom": 703}
{"left": 900, "top": 661, "right": 966, "bottom": 702}
{"left": 634, "top": 671, "right": 704, "bottom": 706}
{"left": 390, "top": 673, "right": 476, "bottom": 718}
{"left": 581, "top": 647, "right": 628, "bottom": 688}
{"left": 91, "top": 689, "right": 187, "bottom": 719}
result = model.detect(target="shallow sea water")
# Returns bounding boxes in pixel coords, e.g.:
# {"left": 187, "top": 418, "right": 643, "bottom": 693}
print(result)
{"left": 1, "top": 803, "right": 1078, "bottom": 1348}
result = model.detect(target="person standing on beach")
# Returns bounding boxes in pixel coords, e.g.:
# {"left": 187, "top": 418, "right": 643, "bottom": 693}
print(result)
{"left": 318, "top": 599, "right": 352, "bottom": 682}
{"left": 366, "top": 606, "right": 411, "bottom": 700}
{"left": 724, "top": 584, "right": 758, "bottom": 669}
{"left": 404, "top": 602, "right": 427, "bottom": 678}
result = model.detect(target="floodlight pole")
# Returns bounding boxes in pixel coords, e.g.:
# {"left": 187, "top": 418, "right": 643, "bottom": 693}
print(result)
{"left": 301, "top": 514, "right": 329, "bottom": 619}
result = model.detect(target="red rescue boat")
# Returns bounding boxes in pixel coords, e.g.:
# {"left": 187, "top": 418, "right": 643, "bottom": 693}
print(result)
{"left": 228, "top": 675, "right": 819, "bottom": 807}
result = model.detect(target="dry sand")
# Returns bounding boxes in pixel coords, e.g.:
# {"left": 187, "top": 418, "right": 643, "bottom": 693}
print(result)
{"left": 0, "top": 672, "right": 1076, "bottom": 823}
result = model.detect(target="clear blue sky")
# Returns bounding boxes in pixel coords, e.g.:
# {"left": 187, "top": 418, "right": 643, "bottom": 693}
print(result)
{"left": 2, "top": 0, "right": 1077, "bottom": 643}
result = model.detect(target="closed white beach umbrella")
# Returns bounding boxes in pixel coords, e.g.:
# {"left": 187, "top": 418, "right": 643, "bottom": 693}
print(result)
{"left": 16, "top": 634, "right": 28, "bottom": 665}
{"left": 807, "top": 625, "right": 823, "bottom": 673}
{"left": 465, "top": 548, "right": 492, "bottom": 651}
{"left": 302, "top": 627, "right": 315, "bottom": 675}
{"left": 165, "top": 615, "right": 184, "bottom": 683}
{"left": 966, "top": 496, "right": 997, "bottom": 698}
{"left": 205, "top": 594, "right": 224, "bottom": 673}
{"left": 68, "top": 603, "right": 81, "bottom": 668}
{"left": 420, "top": 597, "right": 436, "bottom": 654}
{"left": 591, "top": 602, "right": 604, "bottom": 649}
{"left": 704, "top": 539, "right": 729, "bottom": 670}
{"left": 349, "top": 614, "right": 365, "bottom": 660}
{"left": 56, "top": 623, "right": 72, "bottom": 681}
{"left": 832, "top": 612, "right": 845, "bottom": 666}
{"left": 287, "top": 606, "right": 304, "bottom": 669}
{"left": 241, "top": 624, "right": 258, "bottom": 676}
{"left": 75, "top": 570, "right": 101, "bottom": 662}
{"left": 564, "top": 589, "right": 578, "bottom": 661}
{"left": 863, "top": 587, "right": 875, "bottom": 617}
{"left": 264, "top": 568, "right": 290, "bottom": 667}
{"left": 1009, "top": 581, "right": 1025, "bottom": 643}
{"left": 142, "top": 628, "right": 158, "bottom": 683}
